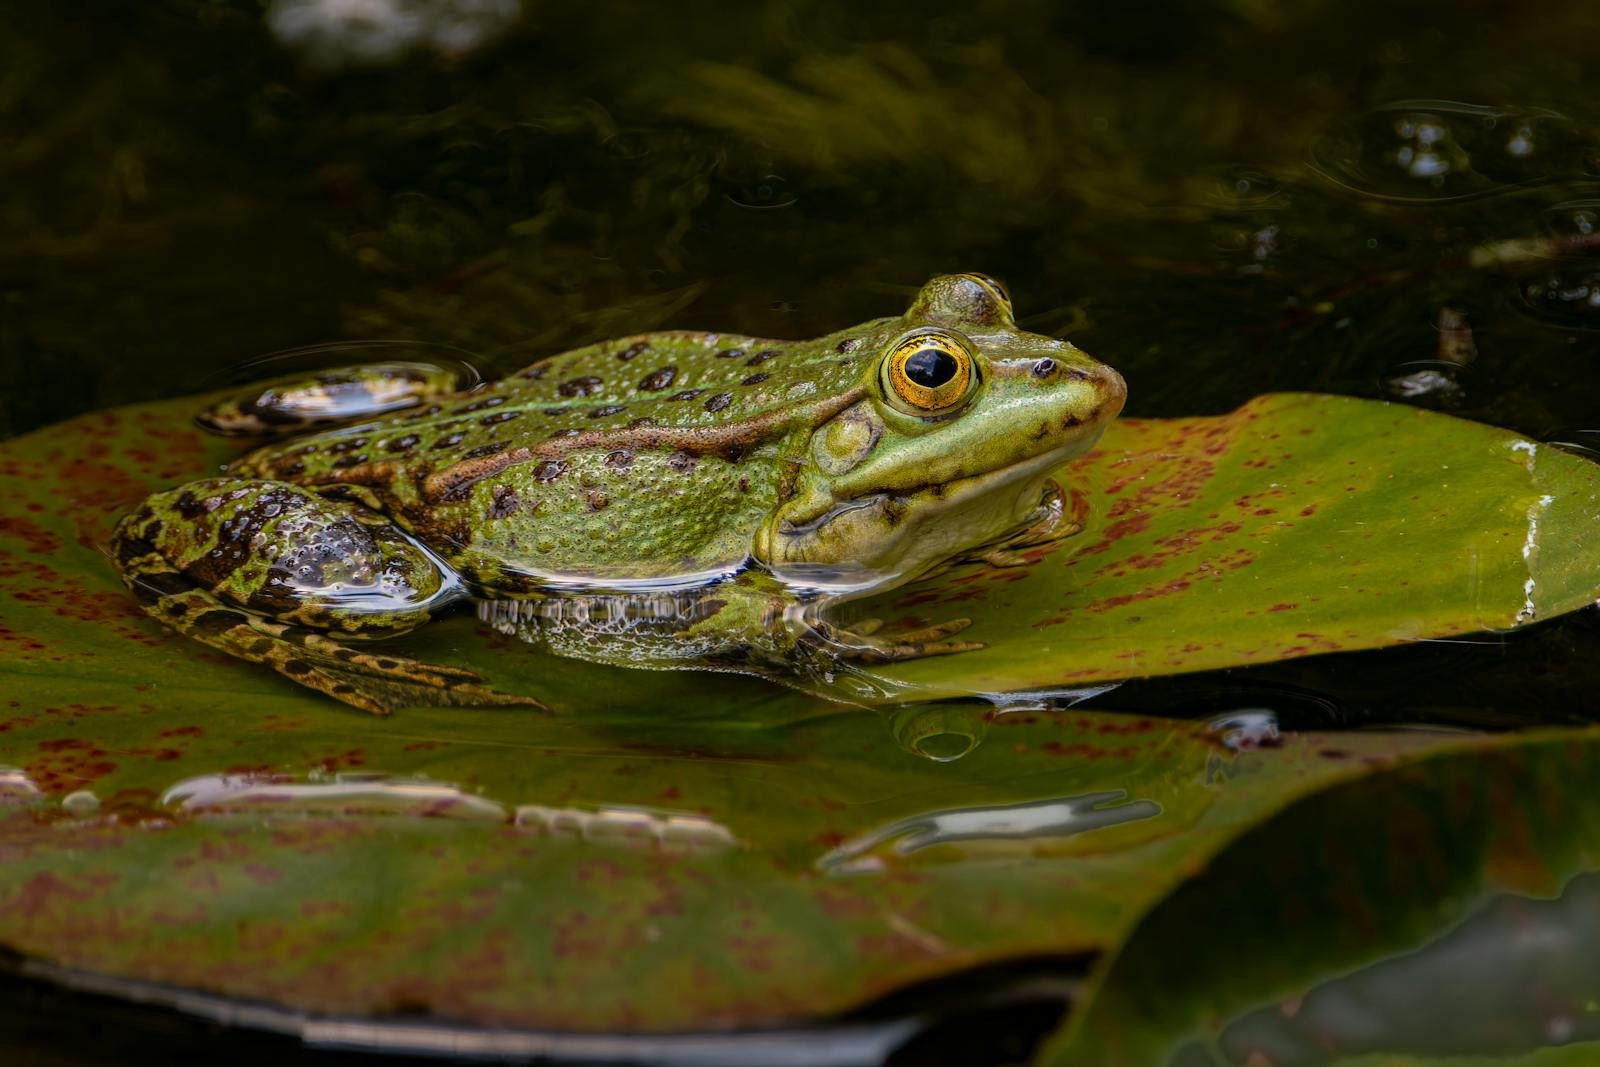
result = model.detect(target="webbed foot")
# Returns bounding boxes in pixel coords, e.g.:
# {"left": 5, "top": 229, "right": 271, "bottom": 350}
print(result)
{"left": 127, "top": 581, "right": 542, "bottom": 715}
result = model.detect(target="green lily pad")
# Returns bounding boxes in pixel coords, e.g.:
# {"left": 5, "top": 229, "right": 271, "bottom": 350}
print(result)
{"left": 867, "top": 391, "right": 1600, "bottom": 695}
{"left": 1040, "top": 730, "right": 1600, "bottom": 1066}
{"left": 2, "top": 392, "right": 1599, "bottom": 1034}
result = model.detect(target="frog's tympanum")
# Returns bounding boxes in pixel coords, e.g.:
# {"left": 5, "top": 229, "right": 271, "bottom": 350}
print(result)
{"left": 111, "top": 275, "right": 1126, "bottom": 712}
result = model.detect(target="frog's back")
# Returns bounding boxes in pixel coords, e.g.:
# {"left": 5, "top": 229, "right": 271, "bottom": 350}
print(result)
{"left": 497, "top": 328, "right": 876, "bottom": 417}
{"left": 231, "top": 326, "right": 890, "bottom": 588}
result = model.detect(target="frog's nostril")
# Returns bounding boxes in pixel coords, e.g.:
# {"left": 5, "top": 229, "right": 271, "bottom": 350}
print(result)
{"left": 1031, "top": 358, "right": 1058, "bottom": 380}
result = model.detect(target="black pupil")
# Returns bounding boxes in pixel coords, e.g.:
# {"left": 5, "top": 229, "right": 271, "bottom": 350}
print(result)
{"left": 904, "top": 347, "right": 958, "bottom": 388}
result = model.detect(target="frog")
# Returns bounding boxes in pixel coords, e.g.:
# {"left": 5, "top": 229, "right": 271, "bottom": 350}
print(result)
{"left": 110, "top": 274, "right": 1126, "bottom": 713}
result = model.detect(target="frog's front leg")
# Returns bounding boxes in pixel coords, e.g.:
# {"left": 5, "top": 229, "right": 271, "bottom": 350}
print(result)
{"left": 111, "top": 479, "right": 540, "bottom": 714}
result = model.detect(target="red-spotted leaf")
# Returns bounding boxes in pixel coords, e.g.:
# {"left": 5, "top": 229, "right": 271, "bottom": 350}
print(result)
{"left": 867, "top": 392, "right": 1600, "bottom": 695}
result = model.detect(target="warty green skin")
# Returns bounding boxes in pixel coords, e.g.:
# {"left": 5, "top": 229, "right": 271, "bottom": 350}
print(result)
{"left": 110, "top": 275, "right": 1126, "bottom": 713}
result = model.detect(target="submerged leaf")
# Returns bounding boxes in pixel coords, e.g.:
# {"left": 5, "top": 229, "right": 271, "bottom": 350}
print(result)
{"left": 1041, "top": 731, "right": 1600, "bottom": 1066}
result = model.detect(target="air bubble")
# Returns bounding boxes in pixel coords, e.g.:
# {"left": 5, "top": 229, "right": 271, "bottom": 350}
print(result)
{"left": 61, "top": 790, "right": 100, "bottom": 817}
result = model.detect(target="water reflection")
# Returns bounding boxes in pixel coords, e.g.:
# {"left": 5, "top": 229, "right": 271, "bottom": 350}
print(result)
{"left": 1522, "top": 267, "right": 1600, "bottom": 325}
{"left": 1384, "top": 359, "right": 1464, "bottom": 402}
{"left": 1206, "top": 709, "right": 1280, "bottom": 751}
{"left": 1382, "top": 306, "right": 1474, "bottom": 404}
{"left": 195, "top": 343, "right": 486, "bottom": 436}
{"left": 200, "top": 341, "right": 485, "bottom": 393}
{"left": 817, "top": 791, "right": 1161, "bottom": 874}
{"left": 1174, "top": 873, "right": 1600, "bottom": 1065}
{"left": 1310, "top": 100, "right": 1595, "bottom": 202}
{"left": 1545, "top": 427, "right": 1600, "bottom": 462}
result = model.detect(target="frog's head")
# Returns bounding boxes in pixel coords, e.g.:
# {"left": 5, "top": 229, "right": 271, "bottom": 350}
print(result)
{"left": 755, "top": 273, "right": 1126, "bottom": 590}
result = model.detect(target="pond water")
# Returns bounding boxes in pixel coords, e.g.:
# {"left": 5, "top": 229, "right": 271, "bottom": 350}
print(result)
{"left": 5, "top": 1, "right": 1600, "bottom": 1064}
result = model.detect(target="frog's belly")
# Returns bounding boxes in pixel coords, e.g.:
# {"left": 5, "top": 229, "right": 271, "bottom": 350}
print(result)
{"left": 476, "top": 591, "right": 765, "bottom": 670}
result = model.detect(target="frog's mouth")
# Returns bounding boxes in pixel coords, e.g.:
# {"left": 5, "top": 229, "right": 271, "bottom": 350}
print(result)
{"left": 781, "top": 444, "right": 1068, "bottom": 537}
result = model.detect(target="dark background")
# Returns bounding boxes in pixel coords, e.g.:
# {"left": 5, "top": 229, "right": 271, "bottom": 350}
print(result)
{"left": 5, "top": 0, "right": 1599, "bottom": 436}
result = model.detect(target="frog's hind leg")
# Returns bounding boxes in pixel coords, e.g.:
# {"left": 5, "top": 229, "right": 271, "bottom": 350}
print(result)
{"left": 111, "top": 480, "right": 541, "bottom": 714}
{"left": 197, "top": 360, "right": 469, "bottom": 437}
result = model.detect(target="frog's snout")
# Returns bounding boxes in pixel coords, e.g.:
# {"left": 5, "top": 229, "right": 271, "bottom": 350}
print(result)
{"left": 993, "top": 346, "right": 1126, "bottom": 434}
{"left": 1024, "top": 351, "right": 1125, "bottom": 398}
{"left": 1082, "top": 361, "right": 1128, "bottom": 418}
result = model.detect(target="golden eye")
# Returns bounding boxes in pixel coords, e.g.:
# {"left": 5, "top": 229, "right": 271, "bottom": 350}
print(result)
{"left": 882, "top": 331, "right": 976, "bottom": 414}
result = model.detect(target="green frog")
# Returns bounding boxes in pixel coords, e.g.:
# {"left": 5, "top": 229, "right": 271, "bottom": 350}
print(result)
{"left": 111, "top": 274, "right": 1126, "bottom": 713}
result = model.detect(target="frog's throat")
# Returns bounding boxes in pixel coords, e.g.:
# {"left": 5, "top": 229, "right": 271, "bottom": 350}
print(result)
{"left": 776, "top": 396, "right": 1114, "bottom": 538}
{"left": 777, "top": 437, "right": 1087, "bottom": 540}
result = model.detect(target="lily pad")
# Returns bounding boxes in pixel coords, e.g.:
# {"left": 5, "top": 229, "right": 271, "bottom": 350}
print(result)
{"left": 867, "top": 392, "right": 1600, "bottom": 696}
{"left": 1, "top": 392, "right": 1599, "bottom": 1035}
{"left": 0, "top": 702, "right": 1511, "bottom": 1033}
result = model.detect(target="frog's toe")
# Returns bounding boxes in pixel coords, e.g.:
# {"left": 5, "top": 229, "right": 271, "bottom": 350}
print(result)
{"left": 299, "top": 661, "right": 544, "bottom": 715}
{"left": 289, "top": 633, "right": 545, "bottom": 714}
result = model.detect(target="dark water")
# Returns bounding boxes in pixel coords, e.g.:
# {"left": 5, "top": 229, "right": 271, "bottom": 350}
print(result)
{"left": 8, "top": 1, "right": 1600, "bottom": 439}
{"left": 6, "top": 0, "right": 1600, "bottom": 1063}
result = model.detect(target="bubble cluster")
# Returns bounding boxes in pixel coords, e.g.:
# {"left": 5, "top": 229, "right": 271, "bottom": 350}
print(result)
{"left": 1311, "top": 100, "right": 1596, "bottom": 203}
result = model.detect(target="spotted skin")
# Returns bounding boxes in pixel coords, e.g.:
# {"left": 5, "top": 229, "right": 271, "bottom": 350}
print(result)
{"left": 114, "top": 483, "right": 536, "bottom": 713}
{"left": 111, "top": 275, "right": 1126, "bottom": 712}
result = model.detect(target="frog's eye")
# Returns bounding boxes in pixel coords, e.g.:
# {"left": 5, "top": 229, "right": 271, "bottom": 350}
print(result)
{"left": 881, "top": 331, "right": 977, "bottom": 415}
